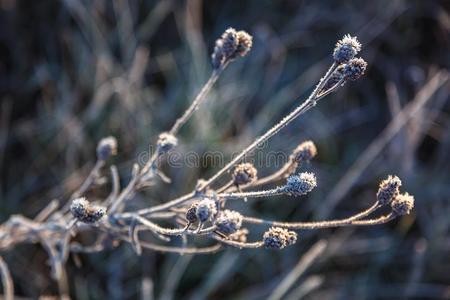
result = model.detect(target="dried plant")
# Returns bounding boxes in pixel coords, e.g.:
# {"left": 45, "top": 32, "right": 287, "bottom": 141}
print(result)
{"left": 0, "top": 29, "right": 415, "bottom": 297}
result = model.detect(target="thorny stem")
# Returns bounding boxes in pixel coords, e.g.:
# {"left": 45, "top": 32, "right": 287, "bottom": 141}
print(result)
{"left": 197, "top": 63, "right": 337, "bottom": 191}
{"left": 169, "top": 69, "right": 222, "bottom": 136}
{"left": 242, "top": 212, "right": 396, "bottom": 229}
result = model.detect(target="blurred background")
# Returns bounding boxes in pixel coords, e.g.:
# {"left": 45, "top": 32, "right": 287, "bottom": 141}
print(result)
{"left": 1, "top": 0, "right": 449, "bottom": 299}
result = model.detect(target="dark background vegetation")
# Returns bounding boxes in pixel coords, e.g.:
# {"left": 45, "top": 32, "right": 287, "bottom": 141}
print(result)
{"left": 1, "top": 0, "right": 449, "bottom": 299}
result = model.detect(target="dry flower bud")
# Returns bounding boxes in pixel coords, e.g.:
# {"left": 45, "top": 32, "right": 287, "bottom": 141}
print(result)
{"left": 70, "top": 197, "right": 106, "bottom": 223}
{"left": 343, "top": 58, "right": 367, "bottom": 81}
{"left": 292, "top": 140, "right": 318, "bottom": 162}
{"left": 284, "top": 172, "right": 317, "bottom": 196}
{"left": 263, "top": 227, "right": 297, "bottom": 250}
{"left": 391, "top": 192, "right": 414, "bottom": 216}
{"left": 211, "top": 27, "right": 253, "bottom": 69}
{"left": 96, "top": 136, "right": 118, "bottom": 160}
{"left": 232, "top": 163, "right": 258, "bottom": 185}
{"left": 157, "top": 132, "right": 178, "bottom": 153}
{"left": 185, "top": 203, "right": 198, "bottom": 223}
{"left": 333, "top": 34, "right": 361, "bottom": 64}
{"left": 195, "top": 198, "right": 218, "bottom": 222}
{"left": 377, "top": 175, "right": 402, "bottom": 205}
{"left": 214, "top": 210, "right": 243, "bottom": 234}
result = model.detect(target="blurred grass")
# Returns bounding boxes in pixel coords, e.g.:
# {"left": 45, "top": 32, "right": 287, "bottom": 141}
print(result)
{"left": 1, "top": 0, "right": 449, "bottom": 299}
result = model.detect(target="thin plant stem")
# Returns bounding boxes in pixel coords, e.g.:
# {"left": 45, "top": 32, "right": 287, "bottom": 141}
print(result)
{"left": 242, "top": 212, "right": 396, "bottom": 229}
{"left": 219, "top": 187, "right": 285, "bottom": 199}
{"left": 211, "top": 234, "right": 264, "bottom": 249}
{"left": 169, "top": 69, "right": 222, "bottom": 135}
{"left": 0, "top": 256, "right": 13, "bottom": 300}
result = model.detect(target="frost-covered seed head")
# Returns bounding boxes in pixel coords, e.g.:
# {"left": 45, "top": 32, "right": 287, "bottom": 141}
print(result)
{"left": 263, "top": 227, "right": 298, "bottom": 250}
{"left": 70, "top": 197, "right": 106, "bottom": 223}
{"left": 333, "top": 34, "right": 361, "bottom": 63}
{"left": 391, "top": 192, "right": 415, "bottom": 216}
{"left": 195, "top": 198, "right": 218, "bottom": 222}
{"left": 157, "top": 132, "right": 178, "bottom": 152}
{"left": 211, "top": 28, "right": 253, "bottom": 69}
{"left": 214, "top": 210, "right": 243, "bottom": 234}
{"left": 322, "top": 64, "right": 346, "bottom": 92}
{"left": 96, "top": 136, "right": 118, "bottom": 160}
{"left": 292, "top": 140, "right": 318, "bottom": 162}
{"left": 284, "top": 172, "right": 317, "bottom": 196}
{"left": 377, "top": 175, "right": 402, "bottom": 205}
{"left": 343, "top": 58, "right": 367, "bottom": 81}
{"left": 185, "top": 203, "right": 198, "bottom": 223}
{"left": 232, "top": 163, "right": 258, "bottom": 185}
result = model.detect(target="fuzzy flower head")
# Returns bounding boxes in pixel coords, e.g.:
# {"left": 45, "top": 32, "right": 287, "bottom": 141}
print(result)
{"left": 263, "top": 227, "right": 298, "bottom": 250}
{"left": 377, "top": 175, "right": 402, "bottom": 205}
{"left": 391, "top": 192, "right": 415, "bottom": 216}
{"left": 284, "top": 172, "right": 317, "bottom": 196}
{"left": 292, "top": 140, "right": 318, "bottom": 162}
{"left": 70, "top": 197, "right": 106, "bottom": 223}
{"left": 96, "top": 136, "right": 118, "bottom": 160}
{"left": 211, "top": 27, "right": 253, "bottom": 69}
{"left": 214, "top": 210, "right": 243, "bottom": 235}
{"left": 333, "top": 34, "right": 361, "bottom": 63}
{"left": 157, "top": 132, "right": 178, "bottom": 153}
{"left": 232, "top": 163, "right": 258, "bottom": 185}
{"left": 195, "top": 198, "right": 218, "bottom": 222}
{"left": 343, "top": 58, "right": 367, "bottom": 81}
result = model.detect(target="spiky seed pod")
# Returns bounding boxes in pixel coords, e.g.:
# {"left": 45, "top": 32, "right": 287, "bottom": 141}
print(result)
{"left": 377, "top": 175, "right": 402, "bottom": 205}
{"left": 232, "top": 163, "right": 258, "bottom": 185}
{"left": 292, "top": 140, "right": 318, "bottom": 163}
{"left": 214, "top": 210, "right": 243, "bottom": 234}
{"left": 157, "top": 132, "right": 178, "bottom": 153}
{"left": 96, "top": 136, "right": 118, "bottom": 160}
{"left": 70, "top": 198, "right": 106, "bottom": 223}
{"left": 211, "top": 28, "right": 253, "bottom": 69}
{"left": 322, "top": 64, "right": 346, "bottom": 92}
{"left": 284, "top": 172, "right": 317, "bottom": 196}
{"left": 391, "top": 192, "right": 415, "bottom": 216}
{"left": 185, "top": 203, "right": 198, "bottom": 223}
{"left": 343, "top": 58, "right": 367, "bottom": 81}
{"left": 229, "top": 228, "right": 249, "bottom": 243}
{"left": 263, "top": 227, "right": 298, "bottom": 250}
{"left": 195, "top": 198, "right": 218, "bottom": 222}
{"left": 333, "top": 34, "right": 361, "bottom": 64}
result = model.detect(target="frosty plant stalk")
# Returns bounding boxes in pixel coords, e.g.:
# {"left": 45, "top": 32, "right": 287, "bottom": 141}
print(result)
{"left": 0, "top": 30, "right": 413, "bottom": 297}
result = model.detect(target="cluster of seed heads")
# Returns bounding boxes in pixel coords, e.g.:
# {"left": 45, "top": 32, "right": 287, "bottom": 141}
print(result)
{"left": 232, "top": 163, "right": 258, "bottom": 185}
{"left": 70, "top": 198, "right": 106, "bottom": 223}
{"left": 211, "top": 27, "right": 253, "bottom": 69}
{"left": 323, "top": 35, "right": 367, "bottom": 94}
{"left": 263, "top": 227, "right": 298, "bottom": 250}
{"left": 376, "top": 175, "right": 415, "bottom": 215}
{"left": 96, "top": 136, "right": 118, "bottom": 161}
